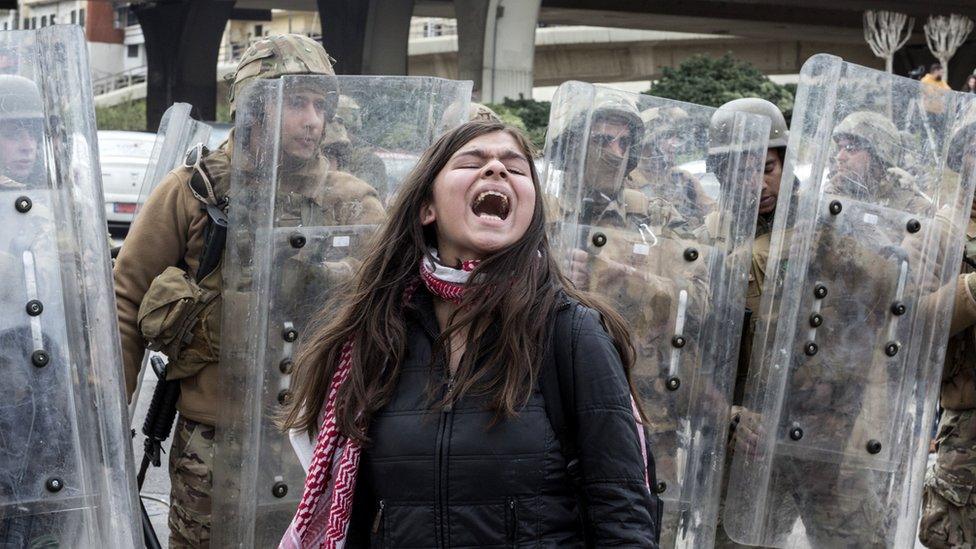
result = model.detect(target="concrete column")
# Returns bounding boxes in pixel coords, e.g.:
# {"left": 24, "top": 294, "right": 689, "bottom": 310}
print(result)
{"left": 455, "top": 0, "right": 540, "bottom": 102}
{"left": 318, "top": 0, "right": 414, "bottom": 75}
{"left": 133, "top": 0, "right": 235, "bottom": 131}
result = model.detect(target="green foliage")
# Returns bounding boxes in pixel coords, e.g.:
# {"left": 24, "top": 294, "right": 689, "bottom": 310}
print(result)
{"left": 486, "top": 97, "right": 551, "bottom": 150}
{"left": 95, "top": 99, "right": 147, "bottom": 131}
{"left": 648, "top": 53, "right": 794, "bottom": 117}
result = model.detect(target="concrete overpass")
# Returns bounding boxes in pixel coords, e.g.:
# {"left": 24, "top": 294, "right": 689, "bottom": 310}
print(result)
{"left": 96, "top": 25, "right": 880, "bottom": 107}
{"left": 130, "top": 0, "right": 976, "bottom": 129}
{"left": 408, "top": 25, "right": 880, "bottom": 88}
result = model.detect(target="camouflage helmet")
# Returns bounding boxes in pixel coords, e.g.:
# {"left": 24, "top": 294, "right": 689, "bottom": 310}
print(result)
{"left": 0, "top": 75, "right": 42, "bottom": 122}
{"left": 545, "top": 86, "right": 643, "bottom": 174}
{"left": 832, "top": 111, "right": 900, "bottom": 167}
{"left": 640, "top": 105, "right": 689, "bottom": 143}
{"left": 468, "top": 102, "right": 501, "bottom": 122}
{"left": 335, "top": 95, "right": 362, "bottom": 132}
{"left": 229, "top": 33, "right": 337, "bottom": 115}
{"left": 590, "top": 92, "right": 644, "bottom": 174}
{"left": 717, "top": 98, "right": 788, "bottom": 148}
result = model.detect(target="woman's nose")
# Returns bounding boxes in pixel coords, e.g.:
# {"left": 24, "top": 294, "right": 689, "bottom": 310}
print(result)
{"left": 482, "top": 160, "right": 508, "bottom": 179}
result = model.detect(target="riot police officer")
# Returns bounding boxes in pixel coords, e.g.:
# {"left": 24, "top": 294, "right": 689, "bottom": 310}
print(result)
{"left": 113, "top": 34, "right": 384, "bottom": 547}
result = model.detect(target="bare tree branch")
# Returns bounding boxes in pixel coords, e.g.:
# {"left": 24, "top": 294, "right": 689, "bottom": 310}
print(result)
{"left": 925, "top": 14, "right": 974, "bottom": 81}
{"left": 863, "top": 11, "right": 914, "bottom": 74}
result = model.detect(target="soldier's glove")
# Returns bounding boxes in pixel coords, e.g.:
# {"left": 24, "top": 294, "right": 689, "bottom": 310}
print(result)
{"left": 964, "top": 239, "right": 976, "bottom": 269}
{"left": 966, "top": 272, "right": 976, "bottom": 303}
{"left": 886, "top": 167, "right": 916, "bottom": 189}
{"left": 728, "top": 405, "right": 763, "bottom": 457}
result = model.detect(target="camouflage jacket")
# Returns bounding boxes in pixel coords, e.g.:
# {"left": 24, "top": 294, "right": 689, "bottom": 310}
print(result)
{"left": 941, "top": 219, "right": 976, "bottom": 411}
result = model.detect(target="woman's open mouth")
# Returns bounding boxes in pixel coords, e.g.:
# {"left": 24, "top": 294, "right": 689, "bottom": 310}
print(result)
{"left": 471, "top": 190, "right": 510, "bottom": 221}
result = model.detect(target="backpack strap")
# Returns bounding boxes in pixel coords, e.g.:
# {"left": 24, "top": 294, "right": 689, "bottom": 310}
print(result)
{"left": 541, "top": 297, "right": 663, "bottom": 546}
{"left": 540, "top": 299, "right": 590, "bottom": 540}
{"left": 183, "top": 144, "right": 228, "bottom": 282}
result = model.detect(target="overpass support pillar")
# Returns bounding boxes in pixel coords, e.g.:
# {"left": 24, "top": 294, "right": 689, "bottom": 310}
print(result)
{"left": 455, "top": 0, "right": 540, "bottom": 102}
{"left": 318, "top": 0, "right": 414, "bottom": 75}
{"left": 134, "top": 0, "right": 235, "bottom": 131}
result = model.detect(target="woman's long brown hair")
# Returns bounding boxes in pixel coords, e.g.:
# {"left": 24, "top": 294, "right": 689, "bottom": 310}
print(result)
{"left": 281, "top": 120, "right": 641, "bottom": 442}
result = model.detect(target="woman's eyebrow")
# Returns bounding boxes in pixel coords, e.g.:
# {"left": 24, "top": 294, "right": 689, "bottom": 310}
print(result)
{"left": 453, "top": 148, "right": 529, "bottom": 163}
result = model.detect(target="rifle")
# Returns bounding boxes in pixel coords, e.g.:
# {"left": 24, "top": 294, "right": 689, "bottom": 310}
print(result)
{"left": 136, "top": 355, "right": 181, "bottom": 549}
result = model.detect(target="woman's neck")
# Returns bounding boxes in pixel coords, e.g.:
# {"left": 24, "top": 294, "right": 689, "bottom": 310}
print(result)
{"left": 432, "top": 296, "right": 465, "bottom": 374}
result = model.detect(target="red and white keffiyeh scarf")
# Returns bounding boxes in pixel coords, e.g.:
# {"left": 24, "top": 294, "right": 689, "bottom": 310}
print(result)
{"left": 279, "top": 251, "right": 478, "bottom": 549}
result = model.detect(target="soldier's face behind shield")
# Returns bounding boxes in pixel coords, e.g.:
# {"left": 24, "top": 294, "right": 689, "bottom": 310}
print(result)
{"left": 0, "top": 120, "right": 39, "bottom": 181}
{"left": 760, "top": 149, "right": 783, "bottom": 215}
{"left": 420, "top": 130, "right": 536, "bottom": 262}
{"left": 280, "top": 90, "right": 328, "bottom": 160}
{"left": 585, "top": 117, "right": 633, "bottom": 195}
{"left": 830, "top": 135, "right": 878, "bottom": 198}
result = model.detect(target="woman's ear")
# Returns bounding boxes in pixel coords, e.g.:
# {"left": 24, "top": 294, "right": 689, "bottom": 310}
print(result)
{"left": 420, "top": 202, "right": 436, "bottom": 226}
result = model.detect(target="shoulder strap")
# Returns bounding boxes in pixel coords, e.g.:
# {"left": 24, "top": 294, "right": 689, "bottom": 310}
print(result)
{"left": 184, "top": 145, "right": 228, "bottom": 282}
{"left": 541, "top": 301, "right": 580, "bottom": 478}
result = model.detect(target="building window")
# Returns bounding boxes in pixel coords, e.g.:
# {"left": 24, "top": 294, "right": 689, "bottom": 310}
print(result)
{"left": 78, "top": 9, "right": 84, "bottom": 28}
{"left": 50, "top": 14, "right": 55, "bottom": 24}
{"left": 2, "top": 23, "right": 7, "bottom": 30}
{"left": 70, "top": 10, "right": 76, "bottom": 25}
{"left": 127, "top": 45, "right": 139, "bottom": 58}
{"left": 31, "top": 17, "right": 36, "bottom": 29}
{"left": 255, "top": 24, "right": 263, "bottom": 37}
{"left": 40, "top": 16, "right": 47, "bottom": 27}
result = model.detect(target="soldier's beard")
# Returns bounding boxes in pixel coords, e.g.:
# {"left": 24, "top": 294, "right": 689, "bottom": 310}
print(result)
{"left": 584, "top": 149, "right": 629, "bottom": 197}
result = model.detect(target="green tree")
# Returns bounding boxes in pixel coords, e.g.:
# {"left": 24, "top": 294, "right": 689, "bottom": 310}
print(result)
{"left": 648, "top": 53, "right": 794, "bottom": 117}
{"left": 95, "top": 99, "right": 147, "bottom": 131}
{"left": 486, "top": 97, "right": 551, "bottom": 150}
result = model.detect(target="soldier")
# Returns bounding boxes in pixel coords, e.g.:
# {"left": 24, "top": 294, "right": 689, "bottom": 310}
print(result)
{"left": 546, "top": 81, "right": 767, "bottom": 547}
{"left": 113, "top": 34, "right": 383, "bottom": 548}
{"left": 918, "top": 119, "right": 976, "bottom": 549}
{"left": 712, "top": 98, "right": 789, "bottom": 549}
{"left": 0, "top": 75, "right": 45, "bottom": 189}
{"left": 2, "top": 26, "right": 141, "bottom": 548}
{"left": 827, "top": 111, "right": 929, "bottom": 210}
{"left": 722, "top": 55, "right": 974, "bottom": 549}
{"left": 630, "top": 105, "right": 715, "bottom": 226}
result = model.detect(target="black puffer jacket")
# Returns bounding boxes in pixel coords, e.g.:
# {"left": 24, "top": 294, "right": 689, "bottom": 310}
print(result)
{"left": 346, "top": 288, "right": 658, "bottom": 547}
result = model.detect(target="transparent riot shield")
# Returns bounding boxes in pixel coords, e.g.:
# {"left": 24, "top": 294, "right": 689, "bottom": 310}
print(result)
{"left": 135, "top": 102, "right": 212, "bottom": 216}
{"left": 542, "top": 81, "right": 768, "bottom": 547}
{"left": 0, "top": 26, "right": 140, "bottom": 548}
{"left": 213, "top": 75, "right": 471, "bottom": 547}
{"left": 723, "top": 54, "right": 976, "bottom": 548}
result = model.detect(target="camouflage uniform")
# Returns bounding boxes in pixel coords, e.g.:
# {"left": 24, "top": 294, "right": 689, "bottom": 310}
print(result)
{"left": 168, "top": 418, "right": 216, "bottom": 547}
{"left": 919, "top": 224, "right": 976, "bottom": 548}
{"left": 113, "top": 34, "right": 385, "bottom": 548}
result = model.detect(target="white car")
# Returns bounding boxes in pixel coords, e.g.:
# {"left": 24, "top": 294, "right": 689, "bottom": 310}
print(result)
{"left": 98, "top": 130, "right": 156, "bottom": 234}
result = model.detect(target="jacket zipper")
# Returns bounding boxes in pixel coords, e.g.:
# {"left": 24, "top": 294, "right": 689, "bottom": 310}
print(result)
{"left": 435, "top": 366, "right": 454, "bottom": 548}
{"left": 508, "top": 497, "right": 518, "bottom": 547}
{"left": 371, "top": 499, "right": 385, "bottom": 536}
